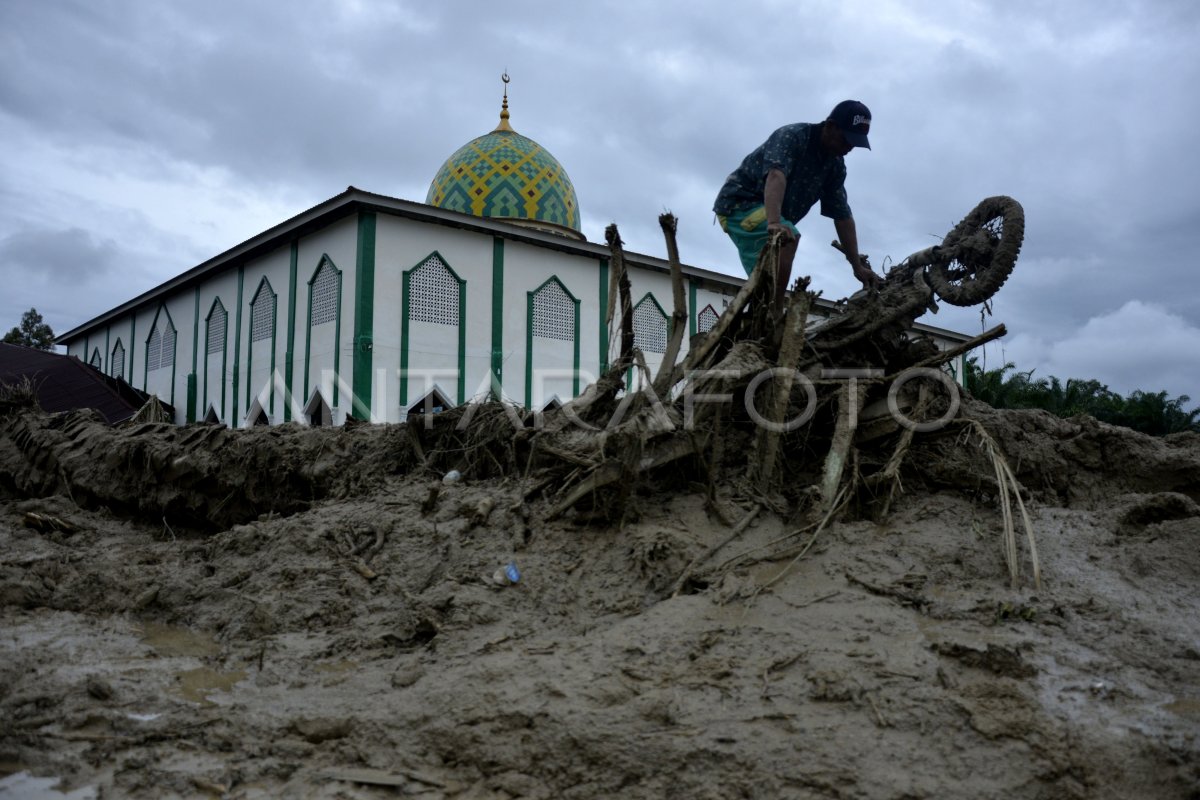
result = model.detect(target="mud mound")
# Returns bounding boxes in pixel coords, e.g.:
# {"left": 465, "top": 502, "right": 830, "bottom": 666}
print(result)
{"left": 8, "top": 398, "right": 1199, "bottom": 533}
{"left": 2, "top": 402, "right": 1200, "bottom": 798}
{"left": 0, "top": 408, "right": 419, "bottom": 529}
{"left": 915, "top": 398, "right": 1200, "bottom": 505}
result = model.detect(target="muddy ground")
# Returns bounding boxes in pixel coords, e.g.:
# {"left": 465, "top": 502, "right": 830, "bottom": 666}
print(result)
{"left": 1, "top": 403, "right": 1198, "bottom": 799}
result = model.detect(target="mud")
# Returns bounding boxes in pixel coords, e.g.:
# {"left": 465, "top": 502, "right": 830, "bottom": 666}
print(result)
{"left": 1, "top": 404, "right": 1199, "bottom": 799}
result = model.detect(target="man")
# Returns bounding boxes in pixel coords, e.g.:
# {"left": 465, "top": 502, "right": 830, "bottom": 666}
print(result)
{"left": 714, "top": 99, "right": 880, "bottom": 306}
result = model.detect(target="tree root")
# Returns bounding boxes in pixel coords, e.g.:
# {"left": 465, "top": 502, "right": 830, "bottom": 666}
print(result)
{"left": 669, "top": 503, "right": 762, "bottom": 597}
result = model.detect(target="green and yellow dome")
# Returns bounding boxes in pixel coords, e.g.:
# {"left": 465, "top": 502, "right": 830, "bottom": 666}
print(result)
{"left": 426, "top": 82, "right": 583, "bottom": 240}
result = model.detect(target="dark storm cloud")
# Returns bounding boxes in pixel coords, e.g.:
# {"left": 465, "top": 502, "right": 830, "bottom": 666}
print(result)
{"left": 0, "top": 225, "right": 126, "bottom": 331}
{"left": 1, "top": 0, "right": 1198, "bottom": 397}
{"left": 0, "top": 226, "right": 119, "bottom": 281}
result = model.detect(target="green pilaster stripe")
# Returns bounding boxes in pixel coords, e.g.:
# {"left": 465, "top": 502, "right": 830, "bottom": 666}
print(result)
{"left": 170, "top": 313, "right": 177, "bottom": 410}
{"left": 220, "top": 312, "right": 227, "bottom": 420}
{"left": 141, "top": 319, "right": 148, "bottom": 391}
{"left": 333, "top": 269, "right": 343, "bottom": 408}
{"left": 303, "top": 269, "right": 313, "bottom": 412}
{"left": 573, "top": 297, "right": 581, "bottom": 396}
{"left": 689, "top": 279, "right": 698, "bottom": 337}
{"left": 400, "top": 269, "right": 410, "bottom": 407}
{"left": 269, "top": 298, "right": 277, "bottom": 416}
{"left": 285, "top": 241, "right": 298, "bottom": 421}
{"left": 457, "top": 278, "right": 467, "bottom": 404}
{"left": 233, "top": 266, "right": 244, "bottom": 425}
{"left": 598, "top": 258, "right": 609, "bottom": 374}
{"left": 188, "top": 287, "right": 199, "bottom": 422}
{"left": 130, "top": 315, "right": 137, "bottom": 386}
{"left": 524, "top": 293, "right": 533, "bottom": 408}
{"left": 351, "top": 213, "right": 377, "bottom": 420}
{"left": 245, "top": 300, "right": 253, "bottom": 412}
{"left": 490, "top": 237, "right": 504, "bottom": 396}
{"left": 202, "top": 311, "right": 208, "bottom": 419}
{"left": 104, "top": 328, "right": 110, "bottom": 375}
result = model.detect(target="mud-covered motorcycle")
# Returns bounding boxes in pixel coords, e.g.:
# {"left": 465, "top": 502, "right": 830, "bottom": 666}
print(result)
{"left": 804, "top": 195, "right": 1025, "bottom": 371}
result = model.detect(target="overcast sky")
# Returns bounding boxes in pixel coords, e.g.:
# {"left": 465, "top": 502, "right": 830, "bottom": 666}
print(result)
{"left": 2, "top": 0, "right": 1199, "bottom": 401}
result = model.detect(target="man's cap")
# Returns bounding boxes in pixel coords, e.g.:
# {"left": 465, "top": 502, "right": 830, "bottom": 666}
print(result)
{"left": 829, "top": 100, "right": 871, "bottom": 150}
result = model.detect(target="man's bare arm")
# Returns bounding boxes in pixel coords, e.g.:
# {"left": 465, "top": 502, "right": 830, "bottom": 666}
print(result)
{"left": 764, "top": 169, "right": 796, "bottom": 241}
{"left": 834, "top": 216, "right": 879, "bottom": 290}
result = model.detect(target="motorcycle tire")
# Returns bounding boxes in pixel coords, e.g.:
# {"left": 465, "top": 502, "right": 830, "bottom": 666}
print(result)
{"left": 927, "top": 195, "right": 1024, "bottom": 307}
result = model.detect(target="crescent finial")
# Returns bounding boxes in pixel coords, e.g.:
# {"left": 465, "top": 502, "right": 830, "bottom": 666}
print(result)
{"left": 495, "top": 71, "right": 514, "bottom": 132}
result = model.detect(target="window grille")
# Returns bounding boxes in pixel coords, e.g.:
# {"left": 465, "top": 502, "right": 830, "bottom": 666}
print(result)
{"left": 146, "top": 328, "right": 162, "bottom": 371}
{"left": 145, "top": 319, "right": 176, "bottom": 371}
{"left": 89, "top": 349, "right": 102, "bottom": 369}
{"left": 160, "top": 322, "right": 175, "bottom": 368}
{"left": 311, "top": 261, "right": 338, "bottom": 326}
{"left": 207, "top": 302, "right": 227, "bottom": 355}
{"left": 532, "top": 280, "right": 574, "bottom": 341}
{"left": 408, "top": 255, "right": 460, "bottom": 325}
{"left": 111, "top": 341, "right": 125, "bottom": 378}
{"left": 698, "top": 304, "right": 719, "bottom": 334}
{"left": 633, "top": 298, "right": 668, "bottom": 353}
{"left": 251, "top": 285, "right": 275, "bottom": 342}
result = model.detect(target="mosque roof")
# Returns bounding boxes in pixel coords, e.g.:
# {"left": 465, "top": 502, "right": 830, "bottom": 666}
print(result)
{"left": 425, "top": 76, "right": 583, "bottom": 239}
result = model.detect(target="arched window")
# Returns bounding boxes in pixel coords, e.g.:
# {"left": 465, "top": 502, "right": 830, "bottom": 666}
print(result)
{"left": 207, "top": 300, "right": 227, "bottom": 355}
{"left": 111, "top": 340, "right": 125, "bottom": 379}
{"left": 531, "top": 279, "right": 575, "bottom": 342}
{"left": 408, "top": 254, "right": 460, "bottom": 326}
{"left": 250, "top": 280, "right": 276, "bottom": 342}
{"left": 310, "top": 259, "right": 339, "bottom": 326}
{"left": 633, "top": 295, "right": 668, "bottom": 354}
{"left": 89, "top": 348, "right": 102, "bottom": 369}
{"left": 697, "top": 304, "right": 719, "bottom": 334}
{"left": 146, "top": 315, "right": 176, "bottom": 371}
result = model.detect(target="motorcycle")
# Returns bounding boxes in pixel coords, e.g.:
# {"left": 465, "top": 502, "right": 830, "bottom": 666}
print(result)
{"left": 806, "top": 195, "right": 1025, "bottom": 369}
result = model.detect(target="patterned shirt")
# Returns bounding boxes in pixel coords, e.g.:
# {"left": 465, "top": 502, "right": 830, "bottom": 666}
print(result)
{"left": 713, "top": 122, "right": 852, "bottom": 222}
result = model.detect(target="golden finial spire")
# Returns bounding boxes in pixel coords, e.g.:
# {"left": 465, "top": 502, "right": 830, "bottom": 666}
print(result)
{"left": 494, "top": 71, "right": 514, "bottom": 132}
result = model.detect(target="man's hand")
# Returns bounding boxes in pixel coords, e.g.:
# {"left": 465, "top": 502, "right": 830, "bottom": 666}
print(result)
{"left": 852, "top": 257, "right": 881, "bottom": 292}
{"left": 767, "top": 220, "right": 797, "bottom": 243}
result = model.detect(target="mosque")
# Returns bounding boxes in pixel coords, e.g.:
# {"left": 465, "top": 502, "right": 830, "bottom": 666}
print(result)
{"left": 56, "top": 79, "right": 970, "bottom": 427}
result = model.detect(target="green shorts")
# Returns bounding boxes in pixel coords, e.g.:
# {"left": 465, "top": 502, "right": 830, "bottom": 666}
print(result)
{"left": 717, "top": 206, "right": 799, "bottom": 275}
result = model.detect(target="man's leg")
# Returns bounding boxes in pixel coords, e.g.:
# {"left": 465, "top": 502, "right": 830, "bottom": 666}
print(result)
{"left": 775, "top": 235, "right": 799, "bottom": 315}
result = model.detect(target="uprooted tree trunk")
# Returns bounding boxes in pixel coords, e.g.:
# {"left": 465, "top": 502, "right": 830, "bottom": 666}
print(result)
{"left": 422, "top": 213, "right": 1039, "bottom": 587}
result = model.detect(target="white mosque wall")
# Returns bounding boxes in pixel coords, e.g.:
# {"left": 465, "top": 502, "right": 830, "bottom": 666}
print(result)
{"left": 198, "top": 269, "right": 241, "bottom": 426}
{"left": 240, "top": 248, "right": 291, "bottom": 426}
{"left": 375, "top": 217, "right": 489, "bottom": 420}
{"left": 296, "top": 217, "right": 357, "bottom": 423}
{"left": 500, "top": 239, "right": 600, "bottom": 410}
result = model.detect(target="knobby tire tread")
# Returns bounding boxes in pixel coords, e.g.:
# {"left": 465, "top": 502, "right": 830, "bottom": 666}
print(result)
{"left": 928, "top": 196, "right": 1024, "bottom": 307}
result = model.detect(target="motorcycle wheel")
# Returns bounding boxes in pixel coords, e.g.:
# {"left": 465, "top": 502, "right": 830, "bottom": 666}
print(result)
{"left": 927, "top": 196, "right": 1024, "bottom": 307}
